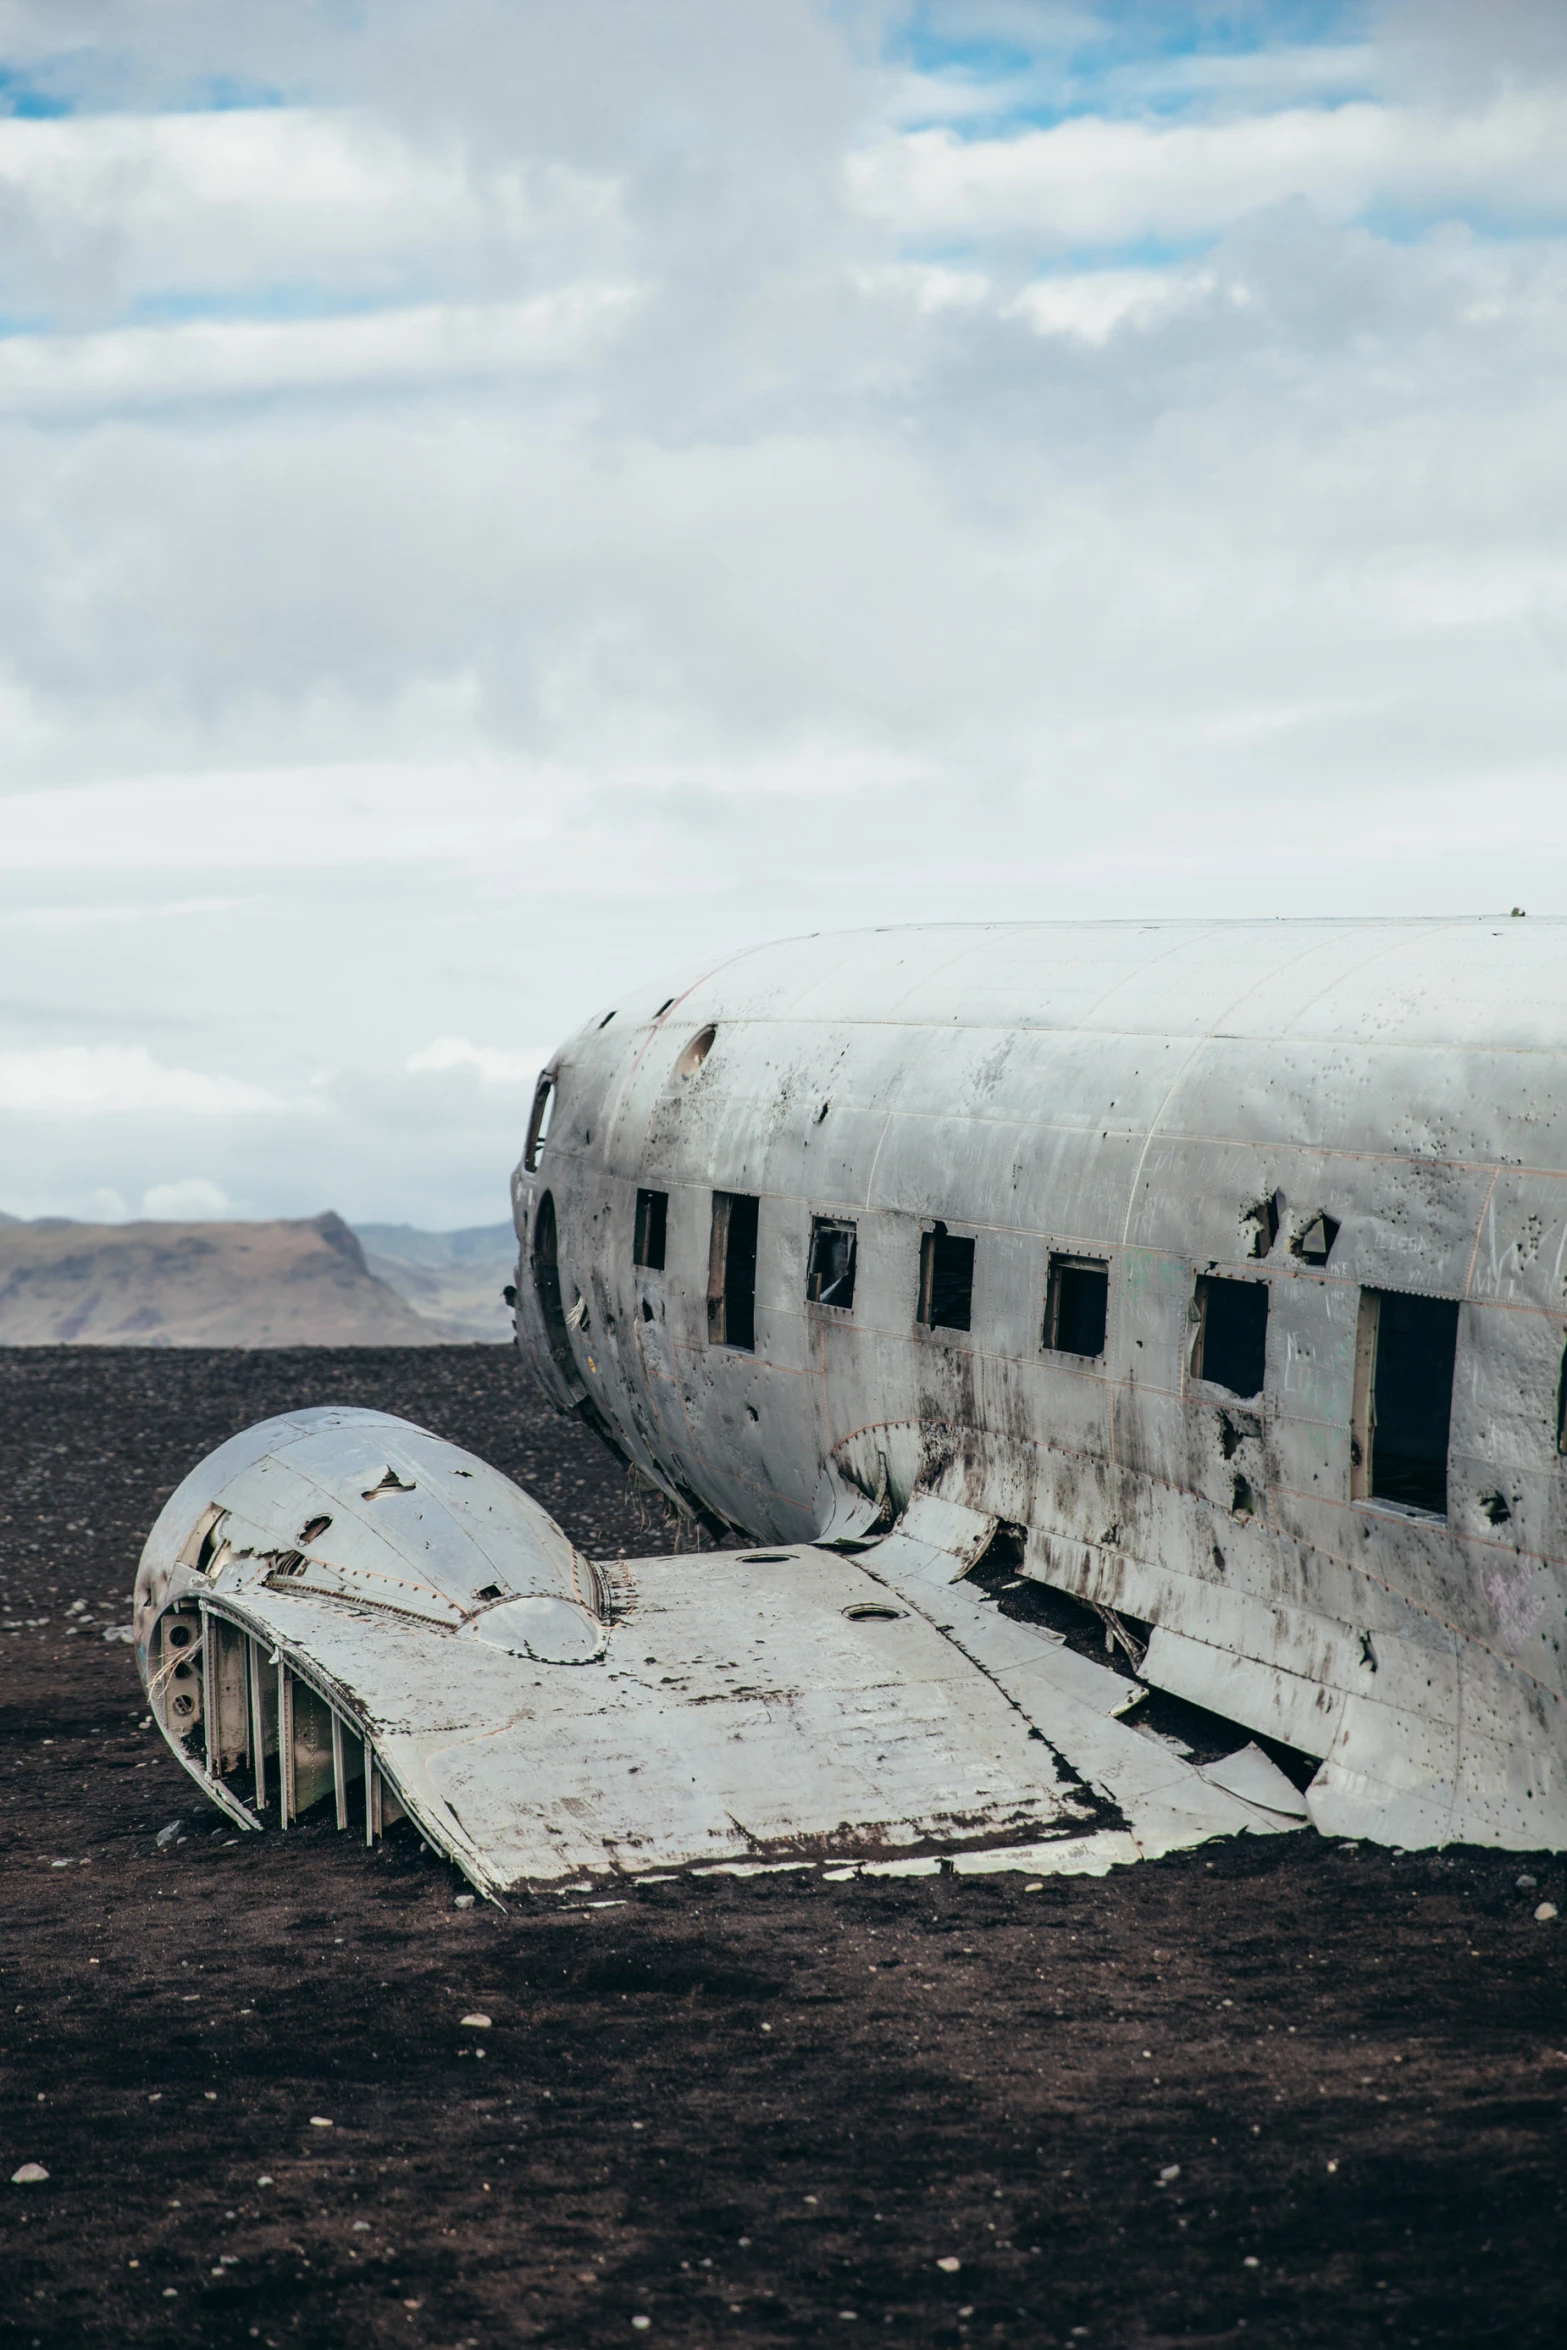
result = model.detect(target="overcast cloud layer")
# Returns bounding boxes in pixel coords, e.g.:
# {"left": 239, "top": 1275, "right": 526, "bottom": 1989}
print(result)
{"left": 2, "top": 1, "right": 1565, "bottom": 1227}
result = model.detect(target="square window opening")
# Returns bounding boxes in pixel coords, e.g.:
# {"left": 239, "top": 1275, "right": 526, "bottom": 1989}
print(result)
{"left": 1044, "top": 1255, "right": 1108, "bottom": 1358}
{"left": 1193, "top": 1275, "right": 1269, "bottom": 1399}
{"left": 707, "top": 1191, "right": 759, "bottom": 1351}
{"left": 633, "top": 1188, "right": 668, "bottom": 1272}
{"left": 918, "top": 1223, "right": 974, "bottom": 1333}
{"left": 1352, "top": 1288, "right": 1460, "bottom": 1518}
{"left": 806, "top": 1217, "right": 857, "bottom": 1311}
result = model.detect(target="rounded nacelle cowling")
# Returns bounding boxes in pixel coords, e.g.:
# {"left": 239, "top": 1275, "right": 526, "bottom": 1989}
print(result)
{"left": 130, "top": 1406, "right": 616, "bottom": 1886}
{"left": 135, "top": 1404, "right": 607, "bottom": 1674}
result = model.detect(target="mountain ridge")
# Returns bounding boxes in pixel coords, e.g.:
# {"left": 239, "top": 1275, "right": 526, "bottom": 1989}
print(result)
{"left": 0, "top": 1211, "right": 461, "bottom": 1347}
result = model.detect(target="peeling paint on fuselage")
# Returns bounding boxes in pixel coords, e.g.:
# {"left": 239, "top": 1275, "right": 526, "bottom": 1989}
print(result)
{"left": 513, "top": 919, "right": 1567, "bottom": 1850}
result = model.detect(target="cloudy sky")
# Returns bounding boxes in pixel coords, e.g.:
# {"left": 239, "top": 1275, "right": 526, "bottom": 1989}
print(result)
{"left": 2, "top": 1, "right": 1565, "bottom": 1229}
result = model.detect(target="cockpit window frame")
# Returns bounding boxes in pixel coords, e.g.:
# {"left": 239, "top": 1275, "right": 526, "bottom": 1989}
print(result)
{"left": 524, "top": 1070, "right": 557, "bottom": 1174}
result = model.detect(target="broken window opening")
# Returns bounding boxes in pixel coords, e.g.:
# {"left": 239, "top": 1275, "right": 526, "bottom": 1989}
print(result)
{"left": 1352, "top": 1287, "right": 1460, "bottom": 1519}
{"left": 633, "top": 1188, "right": 668, "bottom": 1272}
{"left": 918, "top": 1223, "right": 975, "bottom": 1333}
{"left": 1292, "top": 1211, "right": 1341, "bottom": 1267}
{"left": 707, "top": 1191, "right": 759, "bottom": 1351}
{"left": 806, "top": 1217, "right": 857, "bottom": 1311}
{"left": 523, "top": 1072, "right": 556, "bottom": 1174}
{"left": 1192, "top": 1275, "right": 1269, "bottom": 1400}
{"left": 1043, "top": 1254, "right": 1108, "bottom": 1358}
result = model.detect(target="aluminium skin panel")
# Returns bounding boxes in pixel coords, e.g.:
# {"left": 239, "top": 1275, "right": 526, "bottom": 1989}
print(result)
{"left": 515, "top": 920, "right": 1567, "bottom": 1851}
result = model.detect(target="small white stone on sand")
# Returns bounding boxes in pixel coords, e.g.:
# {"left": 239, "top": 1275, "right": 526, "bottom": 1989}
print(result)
{"left": 461, "top": 2014, "right": 491, "bottom": 2028}
{"left": 936, "top": 2256, "right": 961, "bottom": 2273}
{"left": 11, "top": 2163, "right": 48, "bottom": 2184}
{"left": 309, "top": 2116, "right": 334, "bottom": 2129}
{"left": 1536, "top": 1901, "right": 1559, "bottom": 1922}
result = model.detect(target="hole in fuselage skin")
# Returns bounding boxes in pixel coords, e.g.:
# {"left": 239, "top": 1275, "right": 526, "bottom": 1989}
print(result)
{"left": 677, "top": 1025, "right": 717, "bottom": 1078}
{"left": 361, "top": 1469, "right": 415, "bottom": 1499}
{"left": 843, "top": 1604, "right": 904, "bottom": 1622}
{"left": 1246, "top": 1194, "right": 1281, "bottom": 1258}
{"left": 299, "top": 1515, "right": 332, "bottom": 1544}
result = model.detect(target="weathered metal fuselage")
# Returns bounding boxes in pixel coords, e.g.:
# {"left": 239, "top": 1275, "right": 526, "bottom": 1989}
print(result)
{"left": 512, "top": 920, "right": 1567, "bottom": 1851}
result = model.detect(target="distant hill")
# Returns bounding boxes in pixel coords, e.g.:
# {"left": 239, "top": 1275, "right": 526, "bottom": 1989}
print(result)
{"left": 0, "top": 1212, "right": 451, "bottom": 1347}
{"left": 356, "top": 1222, "right": 516, "bottom": 1342}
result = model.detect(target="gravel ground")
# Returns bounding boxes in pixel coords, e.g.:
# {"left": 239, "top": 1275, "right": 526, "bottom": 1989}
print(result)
{"left": 1, "top": 1347, "right": 1564, "bottom": 2349}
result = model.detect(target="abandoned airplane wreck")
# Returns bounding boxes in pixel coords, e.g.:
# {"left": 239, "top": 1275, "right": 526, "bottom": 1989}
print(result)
{"left": 135, "top": 920, "right": 1567, "bottom": 1891}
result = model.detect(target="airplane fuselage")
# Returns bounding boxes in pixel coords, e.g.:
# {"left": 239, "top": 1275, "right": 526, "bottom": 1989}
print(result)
{"left": 513, "top": 919, "right": 1567, "bottom": 1849}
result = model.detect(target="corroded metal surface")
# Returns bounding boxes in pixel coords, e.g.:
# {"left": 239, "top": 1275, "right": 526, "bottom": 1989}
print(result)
{"left": 135, "top": 920, "right": 1567, "bottom": 1881}
{"left": 133, "top": 1407, "right": 1300, "bottom": 1891}
{"left": 510, "top": 920, "right": 1567, "bottom": 1854}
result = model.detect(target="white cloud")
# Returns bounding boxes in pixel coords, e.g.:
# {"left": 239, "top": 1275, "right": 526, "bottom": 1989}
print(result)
{"left": 1005, "top": 266, "right": 1241, "bottom": 344}
{"left": 0, "top": 1047, "right": 288, "bottom": 1117}
{"left": 848, "top": 93, "right": 1567, "bottom": 249}
{"left": 406, "top": 1037, "right": 548, "bottom": 1086}
{"left": 0, "top": 288, "right": 639, "bottom": 418}
{"left": 1, "top": 5, "right": 1567, "bottom": 1222}
{"left": 0, "top": 896, "right": 248, "bottom": 931}
{"left": 141, "top": 1175, "right": 231, "bottom": 1218}
{"left": 0, "top": 106, "right": 622, "bottom": 320}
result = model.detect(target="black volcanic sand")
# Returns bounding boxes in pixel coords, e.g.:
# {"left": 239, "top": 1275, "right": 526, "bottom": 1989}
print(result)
{"left": 2, "top": 1348, "right": 1564, "bottom": 2349}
